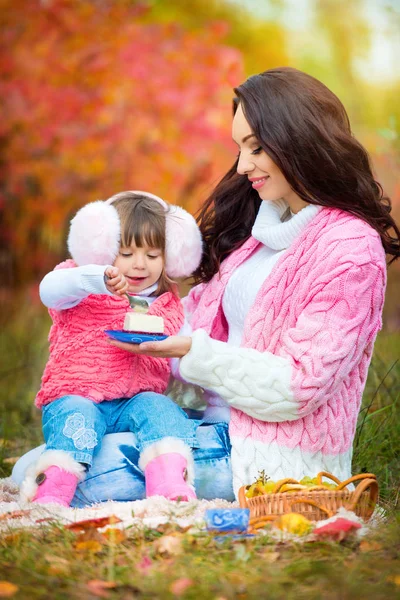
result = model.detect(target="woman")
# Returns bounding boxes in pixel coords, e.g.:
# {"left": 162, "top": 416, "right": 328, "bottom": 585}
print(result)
{"left": 13, "top": 67, "right": 399, "bottom": 506}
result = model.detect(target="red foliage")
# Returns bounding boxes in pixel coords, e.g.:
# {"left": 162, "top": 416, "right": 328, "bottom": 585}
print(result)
{"left": 1, "top": 0, "right": 243, "bottom": 285}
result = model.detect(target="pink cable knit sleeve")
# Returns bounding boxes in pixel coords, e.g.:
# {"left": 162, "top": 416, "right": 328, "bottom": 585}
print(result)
{"left": 180, "top": 224, "right": 386, "bottom": 423}
{"left": 281, "top": 260, "right": 385, "bottom": 417}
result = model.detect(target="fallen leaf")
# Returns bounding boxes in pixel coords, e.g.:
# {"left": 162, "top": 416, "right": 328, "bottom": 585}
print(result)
{"left": 387, "top": 575, "right": 400, "bottom": 586}
{"left": 136, "top": 554, "right": 153, "bottom": 575}
{"left": 44, "top": 555, "right": 70, "bottom": 576}
{"left": 358, "top": 540, "right": 383, "bottom": 553}
{"left": 35, "top": 517, "right": 56, "bottom": 524}
{"left": 0, "top": 582, "right": 18, "bottom": 598}
{"left": 2, "top": 457, "right": 20, "bottom": 465}
{"left": 44, "top": 554, "right": 69, "bottom": 566}
{"left": 86, "top": 580, "right": 116, "bottom": 598}
{"left": 261, "top": 551, "right": 280, "bottom": 563}
{"left": 3, "top": 533, "right": 22, "bottom": 545}
{"left": 0, "top": 510, "right": 32, "bottom": 521}
{"left": 66, "top": 515, "right": 122, "bottom": 532}
{"left": 153, "top": 535, "right": 183, "bottom": 557}
{"left": 75, "top": 540, "right": 103, "bottom": 553}
{"left": 103, "top": 528, "right": 126, "bottom": 543}
{"left": 170, "top": 578, "right": 193, "bottom": 596}
{"left": 76, "top": 529, "right": 106, "bottom": 544}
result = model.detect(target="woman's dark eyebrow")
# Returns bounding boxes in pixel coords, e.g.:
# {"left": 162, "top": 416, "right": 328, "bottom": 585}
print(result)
{"left": 242, "top": 133, "right": 256, "bottom": 143}
{"left": 232, "top": 133, "right": 257, "bottom": 146}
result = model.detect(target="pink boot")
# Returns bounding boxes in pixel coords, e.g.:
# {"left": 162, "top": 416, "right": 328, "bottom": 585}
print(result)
{"left": 32, "top": 466, "right": 80, "bottom": 506}
{"left": 20, "top": 450, "right": 86, "bottom": 507}
{"left": 139, "top": 438, "right": 196, "bottom": 501}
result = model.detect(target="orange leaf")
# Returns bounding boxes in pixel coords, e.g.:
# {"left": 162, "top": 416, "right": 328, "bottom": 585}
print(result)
{"left": 358, "top": 540, "right": 383, "bottom": 553}
{"left": 75, "top": 540, "right": 103, "bottom": 553}
{"left": 170, "top": 578, "right": 193, "bottom": 596}
{"left": 0, "top": 510, "right": 32, "bottom": 521}
{"left": 0, "top": 582, "right": 19, "bottom": 598}
{"left": 44, "top": 555, "right": 70, "bottom": 575}
{"left": 86, "top": 580, "right": 117, "bottom": 598}
{"left": 153, "top": 535, "right": 183, "bottom": 557}
{"left": 102, "top": 528, "right": 126, "bottom": 543}
{"left": 65, "top": 515, "right": 122, "bottom": 532}
{"left": 3, "top": 533, "right": 22, "bottom": 545}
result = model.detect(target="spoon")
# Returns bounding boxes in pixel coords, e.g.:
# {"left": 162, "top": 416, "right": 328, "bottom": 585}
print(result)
{"left": 105, "top": 275, "right": 149, "bottom": 312}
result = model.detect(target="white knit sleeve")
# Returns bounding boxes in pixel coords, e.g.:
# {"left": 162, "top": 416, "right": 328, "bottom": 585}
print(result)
{"left": 179, "top": 259, "right": 385, "bottom": 423}
{"left": 179, "top": 329, "right": 296, "bottom": 421}
{"left": 40, "top": 264, "right": 113, "bottom": 310}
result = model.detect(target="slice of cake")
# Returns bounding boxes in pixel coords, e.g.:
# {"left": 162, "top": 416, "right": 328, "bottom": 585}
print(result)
{"left": 123, "top": 311, "right": 164, "bottom": 334}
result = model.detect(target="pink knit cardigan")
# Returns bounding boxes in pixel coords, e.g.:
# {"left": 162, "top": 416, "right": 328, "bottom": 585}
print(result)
{"left": 35, "top": 260, "right": 185, "bottom": 408}
{"left": 184, "top": 208, "right": 386, "bottom": 483}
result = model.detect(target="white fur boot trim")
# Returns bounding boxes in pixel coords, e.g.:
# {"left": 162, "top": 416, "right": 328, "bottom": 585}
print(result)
{"left": 19, "top": 450, "right": 86, "bottom": 503}
{"left": 138, "top": 437, "right": 195, "bottom": 486}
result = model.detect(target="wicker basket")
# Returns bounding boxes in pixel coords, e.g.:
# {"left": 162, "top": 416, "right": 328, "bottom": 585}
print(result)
{"left": 238, "top": 472, "right": 378, "bottom": 527}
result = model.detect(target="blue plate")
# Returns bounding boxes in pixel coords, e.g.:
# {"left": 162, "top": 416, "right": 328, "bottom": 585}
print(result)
{"left": 104, "top": 330, "right": 168, "bottom": 344}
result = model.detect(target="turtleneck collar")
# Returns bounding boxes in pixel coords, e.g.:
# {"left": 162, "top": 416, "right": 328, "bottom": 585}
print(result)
{"left": 251, "top": 199, "right": 322, "bottom": 251}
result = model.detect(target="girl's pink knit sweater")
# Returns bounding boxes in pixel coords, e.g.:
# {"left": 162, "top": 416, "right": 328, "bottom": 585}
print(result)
{"left": 35, "top": 260, "right": 184, "bottom": 408}
{"left": 179, "top": 207, "right": 386, "bottom": 493}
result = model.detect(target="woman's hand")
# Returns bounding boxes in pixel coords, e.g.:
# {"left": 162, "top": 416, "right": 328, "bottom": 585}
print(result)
{"left": 104, "top": 266, "right": 129, "bottom": 296}
{"left": 109, "top": 335, "right": 192, "bottom": 358}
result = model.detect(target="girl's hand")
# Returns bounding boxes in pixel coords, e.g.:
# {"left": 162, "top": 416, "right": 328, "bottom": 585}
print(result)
{"left": 104, "top": 266, "right": 128, "bottom": 296}
{"left": 109, "top": 335, "right": 192, "bottom": 358}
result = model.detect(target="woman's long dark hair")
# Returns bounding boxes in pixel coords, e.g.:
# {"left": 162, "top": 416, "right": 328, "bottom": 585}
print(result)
{"left": 194, "top": 67, "right": 400, "bottom": 283}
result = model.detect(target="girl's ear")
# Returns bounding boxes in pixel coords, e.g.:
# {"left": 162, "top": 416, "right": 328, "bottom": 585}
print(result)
{"left": 67, "top": 201, "right": 121, "bottom": 266}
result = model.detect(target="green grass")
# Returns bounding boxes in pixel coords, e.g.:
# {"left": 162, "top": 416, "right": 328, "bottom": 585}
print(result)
{"left": 0, "top": 294, "right": 399, "bottom": 599}
{"left": 0, "top": 518, "right": 399, "bottom": 599}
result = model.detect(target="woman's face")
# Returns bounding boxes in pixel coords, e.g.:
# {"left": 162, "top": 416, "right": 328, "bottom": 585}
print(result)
{"left": 232, "top": 103, "right": 307, "bottom": 213}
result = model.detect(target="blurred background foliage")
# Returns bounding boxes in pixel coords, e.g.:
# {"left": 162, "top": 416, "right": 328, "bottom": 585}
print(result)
{"left": 1, "top": 0, "right": 399, "bottom": 474}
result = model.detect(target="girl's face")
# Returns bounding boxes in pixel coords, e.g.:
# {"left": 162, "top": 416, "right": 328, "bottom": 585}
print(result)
{"left": 232, "top": 103, "right": 307, "bottom": 213}
{"left": 114, "top": 240, "right": 164, "bottom": 294}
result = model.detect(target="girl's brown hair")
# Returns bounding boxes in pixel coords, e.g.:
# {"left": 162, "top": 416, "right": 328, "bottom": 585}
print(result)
{"left": 111, "top": 192, "right": 174, "bottom": 295}
{"left": 194, "top": 67, "right": 400, "bottom": 283}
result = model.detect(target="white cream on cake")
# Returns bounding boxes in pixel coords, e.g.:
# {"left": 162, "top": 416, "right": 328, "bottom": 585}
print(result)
{"left": 123, "top": 311, "right": 164, "bottom": 334}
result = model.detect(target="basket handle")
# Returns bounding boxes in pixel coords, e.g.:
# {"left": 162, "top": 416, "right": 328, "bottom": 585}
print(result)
{"left": 289, "top": 498, "right": 334, "bottom": 518}
{"left": 248, "top": 515, "right": 277, "bottom": 532}
{"left": 336, "top": 473, "right": 377, "bottom": 491}
{"left": 238, "top": 486, "right": 248, "bottom": 508}
{"left": 272, "top": 478, "right": 300, "bottom": 493}
{"left": 316, "top": 471, "right": 341, "bottom": 486}
{"left": 345, "top": 478, "right": 378, "bottom": 518}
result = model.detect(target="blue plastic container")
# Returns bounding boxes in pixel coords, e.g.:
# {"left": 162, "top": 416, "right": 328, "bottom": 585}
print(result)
{"left": 204, "top": 508, "right": 250, "bottom": 533}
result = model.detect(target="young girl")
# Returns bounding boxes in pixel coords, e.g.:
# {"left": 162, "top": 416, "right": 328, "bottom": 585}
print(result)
{"left": 20, "top": 190, "right": 203, "bottom": 506}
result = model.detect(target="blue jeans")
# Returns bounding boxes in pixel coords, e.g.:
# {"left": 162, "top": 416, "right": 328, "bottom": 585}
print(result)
{"left": 13, "top": 406, "right": 234, "bottom": 507}
{"left": 41, "top": 392, "right": 199, "bottom": 465}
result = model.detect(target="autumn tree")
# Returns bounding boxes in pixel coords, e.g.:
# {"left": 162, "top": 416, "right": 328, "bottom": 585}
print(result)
{"left": 0, "top": 0, "right": 245, "bottom": 286}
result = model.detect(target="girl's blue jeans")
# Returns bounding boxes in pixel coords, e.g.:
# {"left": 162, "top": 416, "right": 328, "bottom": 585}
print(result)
{"left": 13, "top": 393, "right": 234, "bottom": 507}
{"left": 41, "top": 392, "right": 200, "bottom": 465}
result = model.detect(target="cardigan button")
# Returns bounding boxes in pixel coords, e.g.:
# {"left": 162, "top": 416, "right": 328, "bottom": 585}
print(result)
{"left": 35, "top": 472, "right": 46, "bottom": 485}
